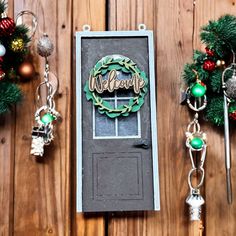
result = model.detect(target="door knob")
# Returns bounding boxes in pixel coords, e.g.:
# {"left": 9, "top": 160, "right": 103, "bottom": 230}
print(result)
{"left": 133, "top": 139, "right": 151, "bottom": 149}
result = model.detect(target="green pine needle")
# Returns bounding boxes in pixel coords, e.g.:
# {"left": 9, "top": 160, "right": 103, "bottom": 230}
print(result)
{"left": 182, "top": 62, "right": 209, "bottom": 85}
{"left": 193, "top": 50, "right": 206, "bottom": 64}
{"left": 0, "top": 0, "right": 6, "bottom": 14}
{"left": 0, "top": 81, "right": 22, "bottom": 114}
{"left": 208, "top": 69, "right": 222, "bottom": 93}
{"left": 201, "top": 15, "right": 236, "bottom": 57}
{"left": 205, "top": 96, "right": 224, "bottom": 126}
{"left": 13, "top": 25, "right": 31, "bottom": 45}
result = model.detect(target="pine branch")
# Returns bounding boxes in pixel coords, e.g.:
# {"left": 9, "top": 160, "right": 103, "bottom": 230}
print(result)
{"left": 0, "top": 81, "right": 22, "bottom": 114}
{"left": 201, "top": 15, "right": 236, "bottom": 57}
{"left": 0, "top": 0, "right": 6, "bottom": 15}
{"left": 205, "top": 96, "right": 224, "bottom": 126}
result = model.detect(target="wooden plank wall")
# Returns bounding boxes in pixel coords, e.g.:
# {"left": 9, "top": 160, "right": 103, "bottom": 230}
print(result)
{"left": 0, "top": 0, "right": 236, "bottom": 235}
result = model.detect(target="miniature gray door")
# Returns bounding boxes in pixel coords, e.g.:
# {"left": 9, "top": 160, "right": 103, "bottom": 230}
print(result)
{"left": 76, "top": 30, "right": 160, "bottom": 212}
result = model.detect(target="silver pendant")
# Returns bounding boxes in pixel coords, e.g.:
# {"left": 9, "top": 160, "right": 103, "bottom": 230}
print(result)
{"left": 30, "top": 136, "right": 45, "bottom": 157}
{"left": 30, "top": 125, "right": 54, "bottom": 157}
{"left": 186, "top": 192, "right": 205, "bottom": 221}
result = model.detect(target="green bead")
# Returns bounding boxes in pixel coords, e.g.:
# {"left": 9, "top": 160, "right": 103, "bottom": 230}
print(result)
{"left": 190, "top": 137, "right": 204, "bottom": 149}
{"left": 191, "top": 83, "right": 206, "bottom": 97}
{"left": 41, "top": 113, "right": 54, "bottom": 124}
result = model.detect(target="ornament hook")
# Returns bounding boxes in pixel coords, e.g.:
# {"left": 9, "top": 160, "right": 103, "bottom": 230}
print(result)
{"left": 16, "top": 11, "right": 38, "bottom": 40}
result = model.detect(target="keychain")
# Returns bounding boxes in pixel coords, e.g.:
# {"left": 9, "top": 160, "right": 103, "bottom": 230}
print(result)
{"left": 30, "top": 34, "right": 60, "bottom": 157}
{"left": 185, "top": 70, "right": 207, "bottom": 221}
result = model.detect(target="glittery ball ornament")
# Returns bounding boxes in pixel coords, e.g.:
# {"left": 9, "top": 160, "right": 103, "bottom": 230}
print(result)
{"left": 37, "top": 34, "right": 54, "bottom": 57}
{"left": 11, "top": 38, "right": 24, "bottom": 52}
{"left": 225, "top": 76, "right": 236, "bottom": 99}
{"left": 0, "top": 14, "right": 15, "bottom": 37}
{"left": 203, "top": 59, "right": 216, "bottom": 71}
{"left": 0, "top": 44, "right": 6, "bottom": 56}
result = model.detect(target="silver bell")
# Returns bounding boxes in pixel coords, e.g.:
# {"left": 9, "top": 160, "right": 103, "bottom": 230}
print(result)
{"left": 186, "top": 193, "right": 205, "bottom": 221}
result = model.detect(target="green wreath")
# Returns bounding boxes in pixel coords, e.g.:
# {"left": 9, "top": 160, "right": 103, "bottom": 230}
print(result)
{"left": 84, "top": 55, "right": 148, "bottom": 118}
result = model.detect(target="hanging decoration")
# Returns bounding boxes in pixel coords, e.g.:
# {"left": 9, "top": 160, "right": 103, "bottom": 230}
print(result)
{"left": 30, "top": 34, "right": 60, "bottom": 157}
{"left": 182, "top": 15, "right": 236, "bottom": 126}
{"left": 185, "top": 70, "right": 207, "bottom": 222}
{"left": 0, "top": 1, "right": 37, "bottom": 114}
{"left": 84, "top": 55, "right": 148, "bottom": 118}
{"left": 182, "top": 15, "right": 236, "bottom": 217}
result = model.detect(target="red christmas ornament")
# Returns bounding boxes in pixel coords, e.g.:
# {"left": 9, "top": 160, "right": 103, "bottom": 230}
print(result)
{"left": 203, "top": 59, "right": 216, "bottom": 71}
{"left": 205, "top": 47, "right": 214, "bottom": 57}
{"left": 0, "top": 16, "right": 15, "bottom": 37}
{"left": 229, "top": 111, "right": 236, "bottom": 121}
{"left": 0, "top": 68, "right": 5, "bottom": 80}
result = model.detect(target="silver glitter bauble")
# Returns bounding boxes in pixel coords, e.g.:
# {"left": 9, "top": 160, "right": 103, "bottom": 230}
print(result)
{"left": 225, "top": 76, "right": 236, "bottom": 99}
{"left": 37, "top": 34, "right": 54, "bottom": 57}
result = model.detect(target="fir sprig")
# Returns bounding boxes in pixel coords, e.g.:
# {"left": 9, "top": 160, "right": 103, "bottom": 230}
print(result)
{"left": 0, "top": 4, "right": 32, "bottom": 114}
{"left": 182, "top": 15, "right": 236, "bottom": 125}
{"left": 0, "top": 0, "right": 6, "bottom": 15}
{"left": 0, "top": 81, "right": 21, "bottom": 114}
{"left": 201, "top": 15, "right": 236, "bottom": 57}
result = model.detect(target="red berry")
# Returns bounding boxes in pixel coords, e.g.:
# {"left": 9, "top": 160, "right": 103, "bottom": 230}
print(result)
{"left": 229, "top": 111, "right": 236, "bottom": 120}
{"left": 205, "top": 47, "right": 214, "bottom": 57}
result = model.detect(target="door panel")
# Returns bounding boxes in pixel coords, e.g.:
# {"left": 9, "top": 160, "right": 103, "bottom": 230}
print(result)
{"left": 78, "top": 34, "right": 158, "bottom": 212}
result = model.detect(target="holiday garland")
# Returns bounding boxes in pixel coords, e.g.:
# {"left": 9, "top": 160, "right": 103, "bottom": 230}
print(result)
{"left": 0, "top": 0, "right": 31, "bottom": 114}
{"left": 182, "top": 15, "right": 236, "bottom": 125}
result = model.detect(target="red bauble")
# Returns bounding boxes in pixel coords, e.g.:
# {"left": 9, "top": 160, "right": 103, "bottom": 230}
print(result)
{"left": 205, "top": 47, "right": 214, "bottom": 57}
{"left": 0, "top": 69, "right": 5, "bottom": 80}
{"left": 229, "top": 111, "right": 236, "bottom": 121}
{"left": 0, "top": 16, "right": 15, "bottom": 37}
{"left": 203, "top": 59, "right": 216, "bottom": 71}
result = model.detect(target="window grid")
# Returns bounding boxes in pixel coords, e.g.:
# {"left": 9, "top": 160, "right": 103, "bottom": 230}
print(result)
{"left": 93, "top": 91, "right": 141, "bottom": 139}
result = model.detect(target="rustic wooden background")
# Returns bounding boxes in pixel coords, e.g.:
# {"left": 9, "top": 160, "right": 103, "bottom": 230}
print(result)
{"left": 0, "top": 0, "right": 236, "bottom": 235}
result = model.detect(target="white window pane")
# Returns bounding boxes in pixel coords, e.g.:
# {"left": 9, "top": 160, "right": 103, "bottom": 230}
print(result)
{"left": 95, "top": 100, "right": 116, "bottom": 137}
{"left": 117, "top": 100, "right": 138, "bottom": 136}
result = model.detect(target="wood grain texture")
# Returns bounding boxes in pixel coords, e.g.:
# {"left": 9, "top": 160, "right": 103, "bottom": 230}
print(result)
{"left": 72, "top": 0, "right": 106, "bottom": 235}
{"left": 0, "top": 0, "right": 236, "bottom": 235}
{"left": 108, "top": 0, "right": 194, "bottom": 235}
{"left": 12, "top": 0, "right": 72, "bottom": 235}
{"left": 194, "top": 1, "right": 236, "bottom": 235}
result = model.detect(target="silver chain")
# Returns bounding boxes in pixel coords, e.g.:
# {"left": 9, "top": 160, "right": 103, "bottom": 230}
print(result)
{"left": 31, "top": 55, "right": 60, "bottom": 157}
{"left": 185, "top": 86, "right": 207, "bottom": 221}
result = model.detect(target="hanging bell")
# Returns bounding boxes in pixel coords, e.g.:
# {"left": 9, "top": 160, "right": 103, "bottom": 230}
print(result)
{"left": 186, "top": 192, "right": 205, "bottom": 221}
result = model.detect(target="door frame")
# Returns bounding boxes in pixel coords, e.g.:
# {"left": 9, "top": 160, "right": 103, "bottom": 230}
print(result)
{"left": 76, "top": 30, "right": 160, "bottom": 212}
